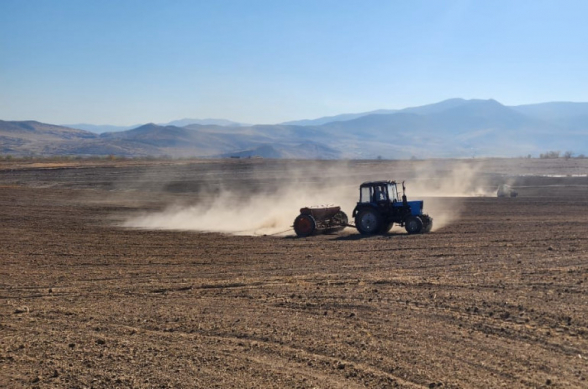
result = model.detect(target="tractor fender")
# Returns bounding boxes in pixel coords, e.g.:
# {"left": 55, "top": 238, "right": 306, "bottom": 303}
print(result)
{"left": 352, "top": 203, "right": 377, "bottom": 218}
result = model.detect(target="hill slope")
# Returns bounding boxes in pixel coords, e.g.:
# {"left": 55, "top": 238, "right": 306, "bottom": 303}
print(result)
{"left": 0, "top": 120, "right": 96, "bottom": 154}
{"left": 3, "top": 98, "right": 588, "bottom": 158}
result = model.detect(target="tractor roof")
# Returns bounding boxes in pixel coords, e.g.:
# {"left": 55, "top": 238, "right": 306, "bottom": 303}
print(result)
{"left": 360, "top": 180, "right": 398, "bottom": 187}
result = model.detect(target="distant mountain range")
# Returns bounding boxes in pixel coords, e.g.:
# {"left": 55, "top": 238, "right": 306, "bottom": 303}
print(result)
{"left": 280, "top": 109, "right": 398, "bottom": 126}
{"left": 3, "top": 98, "right": 588, "bottom": 159}
{"left": 64, "top": 118, "right": 249, "bottom": 134}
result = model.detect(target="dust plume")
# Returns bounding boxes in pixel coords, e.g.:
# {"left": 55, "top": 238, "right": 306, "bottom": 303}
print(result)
{"left": 124, "top": 189, "right": 347, "bottom": 236}
{"left": 406, "top": 160, "right": 493, "bottom": 230}
{"left": 408, "top": 160, "right": 494, "bottom": 197}
{"left": 123, "top": 162, "right": 357, "bottom": 236}
{"left": 122, "top": 159, "right": 492, "bottom": 235}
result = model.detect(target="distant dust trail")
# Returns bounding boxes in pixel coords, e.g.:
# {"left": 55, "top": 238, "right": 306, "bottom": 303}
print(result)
{"left": 407, "top": 160, "right": 493, "bottom": 231}
{"left": 409, "top": 160, "right": 493, "bottom": 197}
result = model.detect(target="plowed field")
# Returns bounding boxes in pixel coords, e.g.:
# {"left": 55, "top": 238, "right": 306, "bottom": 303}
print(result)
{"left": 1, "top": 158, "right": 588, "bottom": 388}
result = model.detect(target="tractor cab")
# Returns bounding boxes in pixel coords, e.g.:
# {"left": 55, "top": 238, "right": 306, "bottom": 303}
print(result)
{"left": 359, "top": 182, "right": 399, "bottom": 204}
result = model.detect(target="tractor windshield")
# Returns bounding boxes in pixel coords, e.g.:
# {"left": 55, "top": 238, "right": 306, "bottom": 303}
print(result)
{"left": 373, "top": 185, "right": 387, "bottom": 202}
{"left": 360, "top": 183, "right": 397, "bottom": 203}
{"left": 388, "top": 183, "right": 399, "bottom": 202}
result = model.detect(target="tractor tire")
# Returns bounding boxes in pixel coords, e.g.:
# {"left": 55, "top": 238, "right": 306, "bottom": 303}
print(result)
{"left": 405, "top": 216, "right": 423, "bottom": 234}
{"left": 294, "top": 214, "right": 316, "bottom": 237}
{"left": 422, "top": 216, "right": 433, "bottom": 233}
{"left": 355, "top": 209, "right": 381, "bottom": 235}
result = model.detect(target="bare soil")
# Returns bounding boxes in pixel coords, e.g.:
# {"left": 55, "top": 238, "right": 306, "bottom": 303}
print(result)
{"left": 1, "top": 158, "right": 588, "bottom": 388}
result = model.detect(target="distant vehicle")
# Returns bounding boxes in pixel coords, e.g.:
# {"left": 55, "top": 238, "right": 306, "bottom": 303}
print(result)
{"left": 497, "top": 184, "right": 518, "bottom": 198}
{"left": 352, "top": 181, "right": 433, "bottom": 235}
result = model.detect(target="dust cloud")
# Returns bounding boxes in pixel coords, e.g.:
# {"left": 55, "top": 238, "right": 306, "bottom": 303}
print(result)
{"left": 405, "top": 160, "right": 493, "bottom": 230}
{"left": 123, "top": 162, "right": 357, "bottom": 236}
{"left": 408, "top": 160, "right": 494, "bottom": 197}
{"left": 122, "top": 159, "right": 492, "bottom": 235}
{"left": 123, "top": 185, "right": 355, "bottom": 236}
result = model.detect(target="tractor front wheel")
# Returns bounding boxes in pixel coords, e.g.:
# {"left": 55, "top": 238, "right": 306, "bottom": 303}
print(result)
{"left": 421, "top": 215, "right": 433, "bottom": 233}
{"left": 355, "top": 209, "right": 381, "bottom": 235}
{"left": 405, "top": 216, "right": 423, "bottom": 234}
{"left": 294, "top": 214, "right": 316, "bottom": 237}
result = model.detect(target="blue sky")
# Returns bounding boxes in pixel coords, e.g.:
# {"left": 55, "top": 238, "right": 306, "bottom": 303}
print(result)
{"left": 1, "top": 0, "right": 587, "bottom": 125}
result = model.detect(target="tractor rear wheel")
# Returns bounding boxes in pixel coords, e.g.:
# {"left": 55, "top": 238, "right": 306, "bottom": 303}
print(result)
{"left": 294, "top": 214, "right": 316, "bottom": 237}
{"left": 405, "top": 216, "right": 423, "bottom": 234}
{"left": 355, "top": 209, "right": 381, "bottom": 235}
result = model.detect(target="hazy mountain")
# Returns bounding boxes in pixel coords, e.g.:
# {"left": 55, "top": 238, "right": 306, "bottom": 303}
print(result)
{"left": 65, "top": 118, "right": 248, "bottom": 134}
{"left": 282, "top": 109, "right": 397, "bottom": 126}
{"left": 63, "top": 123, "right": 140, "bottom": 133}
{"left": 217, "top": 142, "right": 340, "bottom": 159}
{"left": 100, "top": 123, "right": 255, "bottom": 156}
{"left": 511, "top": 102, "right": 588, "bottom": 120}
{"left": 281, "top": 98, "right": 471, "bottom": 126}
{"left": 317, "top": 99, "right": 531, "bottom": 139}
{"left": 400, "top": 98, "right": 471, "bottom": 115}
{"left": 162, "top": 118, "right": 248, "bottom": 127}
{"left": 312, "top": 99, "right": 570, "bottom": 158}
{"left": 49, "top": 138, "right": 162, "bottom": 157}
{"left": 511, "top": 102, "right": 588, "bottom": 132}
{"left": 98, "top": 123, "right": 338, "bottom": 158}
{"left": 0, "top": 120, "right": 95, "bottom": 138}
{"left": 101, "top": 123, "right": 200, "bottom": 146}
{"left": 218, "top": 144, "right": 282, "bottom": 159}
{"left": 281, "top": 142, "right": 341, "bottom": 159}
{"left": 3, "top": 98, "right": 588, "bottom": 158}
{"left": 0, "top": 120, "right": 96, "bottom": 154}
{"left": 284, "top": 98, "right": 588, "bottom": 135}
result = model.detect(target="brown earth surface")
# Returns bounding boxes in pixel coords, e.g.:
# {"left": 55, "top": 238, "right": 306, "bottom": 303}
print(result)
{"left": 1, "top": 158, "right": 588, "bottom": 388}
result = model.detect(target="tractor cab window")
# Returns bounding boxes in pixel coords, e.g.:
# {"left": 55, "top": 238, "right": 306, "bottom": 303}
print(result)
{"left": 388, "top": 184, "right": 399, "bottom": 202}
{"left": 360, "top": 187, "right": 371, "bottom": 203}
{"left": 373, "top": 185, "right": 387, "bottom": 202}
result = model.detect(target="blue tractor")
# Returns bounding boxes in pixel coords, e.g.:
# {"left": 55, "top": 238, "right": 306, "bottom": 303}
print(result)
{"left": 352, "top": 181, "right": 433, "bottom": 235}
